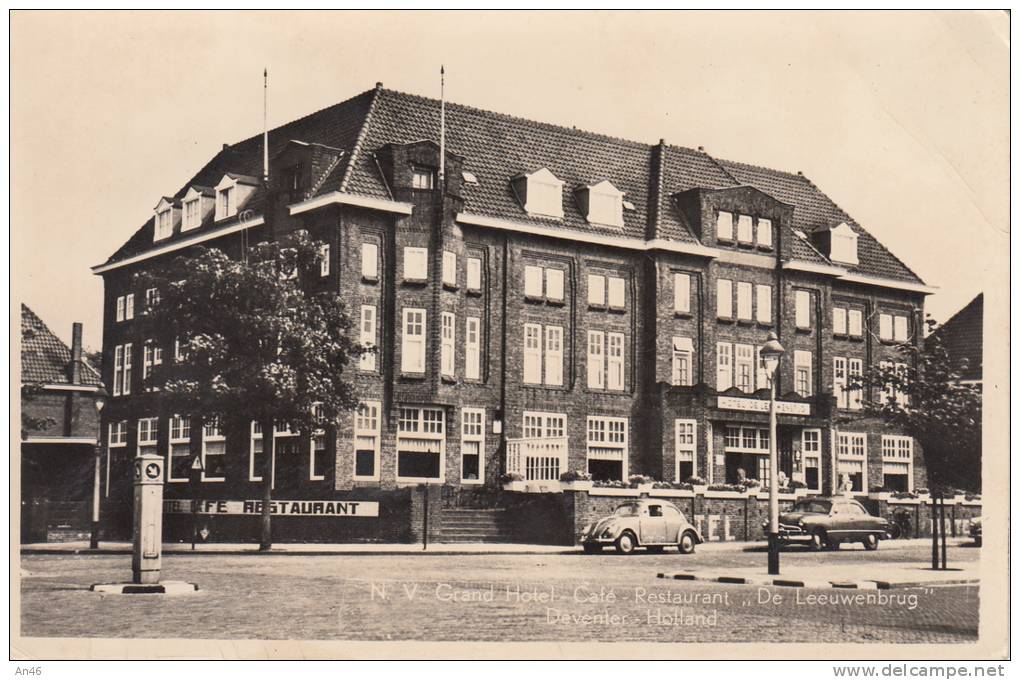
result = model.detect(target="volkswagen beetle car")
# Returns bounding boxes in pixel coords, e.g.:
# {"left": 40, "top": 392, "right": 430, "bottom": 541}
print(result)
{"left": 764, "top": 497, "right": 890, "bottom": 550}
{"left": 579, "top": 499, "right": 703, "bottom": 554}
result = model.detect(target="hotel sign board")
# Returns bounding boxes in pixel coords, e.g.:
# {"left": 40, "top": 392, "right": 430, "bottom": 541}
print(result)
{"left": 717, "top": 396, "right": 811, "bottom": 416}
{"left": 164, "top": 499, "right": 379, "bottom": 517}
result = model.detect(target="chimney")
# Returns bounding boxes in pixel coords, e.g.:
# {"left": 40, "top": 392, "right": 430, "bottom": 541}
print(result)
{"left": 70, "top": 322, "right": 82, "bottom": 384}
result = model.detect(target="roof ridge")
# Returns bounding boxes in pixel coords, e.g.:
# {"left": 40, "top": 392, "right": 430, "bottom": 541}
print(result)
{"left": 380, "top": 87, "right": 655, "bottom": 152}
{"left": 339, "top": 84, "right": 384, "bottom": 193}
{"left": 713, "top": 155, "right": 806, "bottom": 181}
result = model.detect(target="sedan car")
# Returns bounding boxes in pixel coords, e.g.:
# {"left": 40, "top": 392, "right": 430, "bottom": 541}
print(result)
{"left": 765, "top": 497, "right": 890, "bottom": 551}
{"left": 580, "top": 499, "right": 703, "bottom": 554}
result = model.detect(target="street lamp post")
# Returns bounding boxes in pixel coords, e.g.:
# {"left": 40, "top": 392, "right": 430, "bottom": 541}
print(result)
{"left": 760, "top": 332, "right": 786, "bottom": 576}
{"left": 90, "top": 386, "right": 109, "bottom": 550}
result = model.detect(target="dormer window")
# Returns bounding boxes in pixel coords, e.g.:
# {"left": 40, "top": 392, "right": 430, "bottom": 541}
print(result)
{"left": 153, "top": 197, "right": 178, "bottom": 242}
{"left": 183, "top": 199, "right": 199, "bottom": 229}
{"left": 829, "top": 222, "right": 859, "bottom": 265}
{"left": 412, "top": 166, "right": 435, "bottom": 190}
{"left": 217, "top": 186, "right": 234, "bottom": 220}
{"left": 577, "top": 180, "right": 624, "bottom": 227}
{"left": 214, "top": 173, "right": 258, "bottom": 222}
{"left": 181, "top": 186, "right": 214, "bottom": 231}
{"left": 512, "top": 167, "right": 564, "bottom": 219}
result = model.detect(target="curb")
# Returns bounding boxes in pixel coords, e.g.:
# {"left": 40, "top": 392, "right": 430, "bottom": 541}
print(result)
{"left": 22, "top": 546, "right": 580, "bottom": 557}
{"left": 656, "top": 571, "right": 979, "bottom": 590}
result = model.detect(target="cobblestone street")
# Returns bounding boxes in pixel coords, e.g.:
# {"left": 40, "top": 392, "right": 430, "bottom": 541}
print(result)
{"left": 20, "top": 541, "right": 979, "bottom": 643}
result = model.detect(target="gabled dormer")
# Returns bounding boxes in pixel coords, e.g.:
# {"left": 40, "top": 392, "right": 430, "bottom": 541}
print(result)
{"left": 214, "top": 173, "right": 259, "bottom": 221}
{"left": 153, "top": 197, "right": 180, "bottom": 242}
{"left": 575, "top": 180, "right": 624, "bottom": 227}
{"left": 181, "top": 186, "right": 215, "bottom": 231}
{"left": 825, "top": 222, "right": 859, "bottom": 265}
{"left": 511, "top": 167, "right": 564, "bottom": 219}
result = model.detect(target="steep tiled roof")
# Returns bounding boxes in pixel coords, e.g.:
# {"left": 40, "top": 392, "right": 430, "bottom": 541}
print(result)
{"left": 930, "top": 293, "right": 983, "bottom": 381}
{"left": 101, "top": 85, "right": 924, "bottom": 287}
{"left": 21, "top": 304, "right": 101, "bottom": 386}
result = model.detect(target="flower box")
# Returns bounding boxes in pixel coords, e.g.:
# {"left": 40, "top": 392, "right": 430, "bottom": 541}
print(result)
{"left": 561, "top": 480, "right": 594, "bottom": 492}
{"left": 692, "top": 484, "right": 709, "bottom": 495}
{"left": 502, "top": 481, "right": 526, "bottom": 492}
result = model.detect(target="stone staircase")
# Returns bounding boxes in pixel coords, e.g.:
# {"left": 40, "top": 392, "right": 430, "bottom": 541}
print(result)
{"left": 436, "top": 507, "right": 513, "bottom": 543}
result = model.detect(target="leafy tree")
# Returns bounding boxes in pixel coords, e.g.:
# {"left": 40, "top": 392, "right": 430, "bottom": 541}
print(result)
{"left": 846, "top": 319, "right": 981, "bottom": 494}
{"left": 133, "top": 229, "right": 364, "bottom": 550}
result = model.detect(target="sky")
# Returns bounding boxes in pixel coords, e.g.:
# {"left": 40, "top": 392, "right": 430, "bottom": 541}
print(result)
{"left": 11, "top": 10, "right": 1009, "bottom": 350}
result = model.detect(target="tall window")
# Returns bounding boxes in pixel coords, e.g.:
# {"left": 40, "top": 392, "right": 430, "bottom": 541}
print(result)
{"left": 893, "top": 315, "right": 909, "bottom": 342}
{"left": 249, "top": 421, "right": 266, "bottom": 482}
{"left": 848, "top": 309, "right": 864, "bottom": 338}
{"left": 142, "top": 340, "right": 163, "bottom": 385}
{"left": 881, "top": 435, "right": 913, "bottom": 492}
{"left": 137, "top": 417, "right": 158, "bottom": 456}
{"left": 755, "top": 284, "right": 772, "bottom": 324}
{"left": 523, "top": 324, "right": 542, "bottom": 385}
{"left": 359, "top": 305, "right": 377, "bottom": 371}
{"left": 795, "top": 290, "right": 811, "bottom": 329}
{"left": 736, "top": 282, "right": 752, "bottom": 321}
{"left": 319, "top": 245, "right": 330, "bottom": 277}
{"left": 466, "top": 256, "right": 482, "bottom": 292}
{"left": 671, "top": 337, "right": 693, "bottom": 386}
{"left": 168, "top": 415, "right": 191, "bottom": 482}
{"left": 545, "top": 269, "right": 565, "bottom": 302}
{"left": 674, "top": 272, "right": 691, "bottom": 314}
{"left": 675, "top": 419, "right": 696, "bottom": 481}
{"left": 717, "top": 279, "right": 733, "bottom": 319}
{"left": 587, "top": 274, "right": 606, "bottom": 307}
{"left": 794, "top": 350, "right": 812, "bottom": 397}
{"left": 716, "top": 342, "right": 733, "bottom": 391}
{"left": 465, "top": 317, "right": 481, "bottom": 380}
{"left": 310, "top": 406, "right": 328, "bottom": 481}
{"left": 116, "top": 296, "right": 125, "bottom": 322}
{"left": 607, "top": 332, "right": 624, "bottom": 391}
{"left": 833, "top": 307, "right": 848, "bottom": 336}
{"left": 587, "top": 331, "right": 605, "bottom": 389}
{"left": 441, "top": 312, "right": 456, "bottom": 378}
{"left": 401, "top": 308, "right": 426, "bottom": 373}
{"left": 586, "top": 416, "right": 628, "bottom": 482}
{"left": 836, "top": 432, "right": 867, "bottom": 492}
{"left": 544, "top": 325, "right": 563, "bottom": 387}
{"left": 461, "top": 408, "right": 485, "bottom": 483}
{"left": 524, "top": 266, "right": 544, "bottom": 298}
{"left": 184, "top": 199, "right": 200, "bottom": 230}
{"left": 442, "top": 251, "right": 457, "bottom": 287}
{"left": 113, "top": 343, "right": 133, "bottom": 396}
{"left": 607, "top": 277, "right": 625, "bottom": 310}
{"left": 757, "top": 218, "right": 773, "bottom": 248}
{"left": 353, "top": 402, "right": 381, "bottom": 480}
{"left": 396, "top": 407, "right": 445, "bottom": 481}
{"left": 734, "top": 344, "right": 754, "bottom": 393}
{"left": 848, "top": 358, "right": 863, "bottom": 410}
{"left": 879, "top": 313, "right": 893, "bottom": 341}
{"left": 216, "top": 187, "right": 234, "bottom": 220}
{"left": 361, "top": 242, "right": 379, "bottom": 281}
{"left": 736, "top": 214, "right": 753, "bottom": 243}
{"left": 833, "top": 357, "right": 848, "bottom": 408}
{"left": 403, "top": 247, "right": 429, "bottom": 281}
{"left": 155, "top": 209, "right": 173, "bottom": 240}
{"left": 716, "top": 210, "right": 734, "bottom": 241}
{"left": 201, "top": 419, "right": 225, "bottom": 481}
{"left": 802, "top": 429, "right": 821, "bottom": 492}
{"left": 108, "top": 421, "right": 127, "bottom": 448}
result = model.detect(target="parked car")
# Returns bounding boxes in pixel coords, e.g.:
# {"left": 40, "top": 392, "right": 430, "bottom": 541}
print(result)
{"left": 968, "top": 516, "right": 982, "bottom": 546}
{"left": 579, "top": 499, "right": 703, "bottom": 554}
{"left": 764, "top": 497, "right": 890, "bottom": 551}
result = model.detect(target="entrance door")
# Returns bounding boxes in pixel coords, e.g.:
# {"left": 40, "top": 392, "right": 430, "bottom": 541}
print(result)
{"left": 779, "top": 431, "right": 795, "bottom": 481}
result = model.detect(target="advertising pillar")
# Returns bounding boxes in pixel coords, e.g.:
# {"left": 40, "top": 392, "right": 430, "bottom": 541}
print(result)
{"left": 132, "top": 453, "right": 164, "bottom": 584}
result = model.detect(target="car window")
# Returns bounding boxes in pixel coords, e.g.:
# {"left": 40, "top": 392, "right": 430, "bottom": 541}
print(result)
{"left": 648, "top": 505, "right": 663, "bottom": 517}
{"left": 846, "top": 503, "right": 868, "bottom": 516}
{"left": 794, "top": 500, "right": 831, "bottom": 514}
{"left": 614, "top": 504, "right": 640, "bottom": 517}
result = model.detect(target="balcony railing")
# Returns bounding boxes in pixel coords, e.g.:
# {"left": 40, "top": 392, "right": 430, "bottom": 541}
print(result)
{"left": 506, "top": 437, "right": 568, "bottom": 481}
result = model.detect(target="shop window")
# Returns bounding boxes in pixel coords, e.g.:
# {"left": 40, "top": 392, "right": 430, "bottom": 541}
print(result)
{"left": 461, "top": 408, "right": 485, "bottom": 484}
{"left": 675, "top": 419, "right": 696, "bottom": 481}
{"left": 396, "top": 407, "right": 445, "bottom": 481}
{"left": 201, "top": 419, "right": 226, "bottom": 481}
{"left": 354, "top": 402, "right": 381, "bottom": 481}
{"left": 168, "top": 415, "right": 191, "bottom": 482}
{"left": 586, "top": 416, "right": 628, "bottom": 482}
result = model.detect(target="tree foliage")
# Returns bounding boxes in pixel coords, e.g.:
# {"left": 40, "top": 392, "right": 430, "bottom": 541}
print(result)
{"left": 847, "top": 319, "right": 981, "bottom": 493}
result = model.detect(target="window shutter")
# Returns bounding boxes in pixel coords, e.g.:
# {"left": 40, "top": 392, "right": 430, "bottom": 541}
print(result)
{"left": 404, "top": 247, "right": 428, "bottom": 281}
{"left": 716, "top": 211, "right": 733, "bottom": 240}
{"left": 717, "top": 279, "right": 733, "bottom": 319}
{"left": 848, "top": 309, "right": 863, "bottom": 337}
{"left": 716, "top": 342, "right": 732, "bottom": 391}
{"left": 833, "top": 307, "right": 847, "bottom": 335}
{"left": 359, "top": 306, "right": 377, "bottom": 371}
{"left": 361, "top": 242, "right": 378, "bottom": 280}
{"left": 607, "top": 277, "right": 625, "bottom": 309}
{"left": 607, "top": 332, "right": 624, "bottom": 390}
{"left": 893, "top": 315, "right": 908, "bottom": 342}
{"left": 587, "top": 274, "right": 606, "bottom": 306}
{"left": 466, "top": 257, "right": 482, "bottom": 291}
{"left": 673, "top": 273, "right": 691, "bottom": 314}
{"left": 524, "top": 266, "right": 543, "bottom": 298}
{"left": 879, "top": 314, "right": 893, "bottom": 340}
{"left": 737, "top": 282, "right": 752, "bottom": 321}
{"left": 587, "top": 331, "right": 605, "bottom": 389}
{"left": 737, "top": 214, "right": 753, "bottom": 243}
{"left": 795, "top": 290, "right": 811, "bottom": 329}
{"left": 523, "top": 324, "right": 542, "bottom": 384}
{"left": 442, "top": 251, "right": 457, "bottom": 287}
{"left": 545, "top": 269, "right": 564, "bottom": 301}
{"left": 755, "top": 284, "right": 772, "bottom": 324}
{"left": 757, "top": 218, "right": 773, "bottom": 247}
{"left": 465, "top": 317, "right": 481, "bottom": 380}
{"left": 441, "top": 312, "right": 455, "bottom": 377}
{"left": 544, "top": 326, "right": 563, "bottom": 386}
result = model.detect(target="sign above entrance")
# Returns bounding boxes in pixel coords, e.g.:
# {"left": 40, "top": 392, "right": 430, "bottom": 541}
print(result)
{"left": 717, "top": 396, "right": 810, "bottom": 416}
{"left": 164, "top": 499, "right": 380, "bottom": 517}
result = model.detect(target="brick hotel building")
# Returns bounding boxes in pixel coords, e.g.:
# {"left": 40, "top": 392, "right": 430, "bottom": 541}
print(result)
{"left": 93, "top": 84, "right": 932, "bottom": 539}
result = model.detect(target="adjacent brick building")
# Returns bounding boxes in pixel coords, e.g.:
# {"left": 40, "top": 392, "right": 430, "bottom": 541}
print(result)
{"left": 20, "top": 305, "right": 103, "bottom": 542}
{"left": 93, "top": 84, "right": 932, "bottom": 540}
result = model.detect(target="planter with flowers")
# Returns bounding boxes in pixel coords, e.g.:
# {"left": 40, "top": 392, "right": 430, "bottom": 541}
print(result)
{"left": 500, "top": 472, "right": 525, "bottom": 492}
{"left": 559, "top": 470, "right": 593, "bottom": 492}
{"left": 628, "top": 474, "right": 654, "bottom": 494}
{"left": 685, "top": 476, "right": 708, "bottom": 495}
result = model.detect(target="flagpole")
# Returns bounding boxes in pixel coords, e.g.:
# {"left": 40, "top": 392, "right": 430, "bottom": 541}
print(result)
{"left": 439, "top": 65, "right": 446, "bottom": 188}
{"left": 263, "top": 68, "right": 269, "bottom": 184}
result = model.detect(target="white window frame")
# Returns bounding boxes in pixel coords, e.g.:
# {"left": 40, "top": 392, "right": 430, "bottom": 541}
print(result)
{"left": 795, "top": 290, "right": 811, "bottom": 329}
{"left": 465, "top": 316, "right": 481, "bottom": 381}
{"left": 794, "top": 350, "right": 813, "bottom": 397}
{"left": 587, "top": 330, "right": 605, "bottom": 389}
{"left": 833, "top": 356, "right": 848, "bottom": 409}
{"left": 523, "top": 170, "right": 564, "bottom": 219}
{"left": 113, "top": 345, "right": 123, "bottom": 396}
{"left": 836, "top": 431, "right": 868, "bottom": 492}
{"left": 801, "top": 428, "right": 822, "bottom": 492}
{"left": 361, "top": 241, "right": 379, "bottom": 281}
{"left": 881, "top": 435, "right": 913, "bottom": 489}
{"left": 137, "top": 417, "right": 158, "bottom": 455}
{"left": 395, "top": 406, "right": 446, "bottom": 484}
{"left": 440, "top": 312, "right": 456, "bottom": 378}
{"left": 460, "top": 407, "right": 485, "bottom": 485}
{"left": 319, "top": 244, "right": 330, "bottom": 277}
{"left": 309, "top": 404, "right": 328, "bottom": 481}
{"left": 587, "top": 274, "right": 606, "bottom": 307}
{"left": 167, "top": 415, "right": 191, "bottom": 483}
{"left": 544, "top": 325, "right": 563, "bottom": 387}
{"left": 108, "top": 421, "right": 127, "bottom": 448}
{"left": 523, "top": 323, "right": 542, "bottom": 385}
{"left": 249, "top": 421, "right": 265, "bottom": 482}
{"left": 736, "top": 214, "right": 753, "bottom": 244}
{"left": 607, "top": 276, "right": 625, "bottom": 310}
{"left": 833, "top": 307, "right": 848, "bottom": 336}
{"left": 183, "top": 198, "right": 201, "bottom": 231}
{"left": 586, "top": 416, "right": 629, "bottom": 481}
{"left": 673, "top": 272, "right": 691, "bottom": 314}
{"left": 716, "top": 342, "right": 733, "bottom": 391}
{"left": 717, "top": 278, "right": 733, "bottom": 319}
{"left": 145, "top": 287, "right": 159, "bottom": 310}
{"left": 201, "top": 419, "right": 226, "bottom": 482}
{"left": 893, "top": 315, "right": 909, "bottom": 342}
{"left": 403, "top": 246, "right": 429, "bottom": 281}
{"left": 401, "top": 308, "right": 427, "bottom": 374}
{"left": 735, "top": 343, "right": 755, "bottom": 393}
{"left": 442, "top": 250, "right": 457, "bottom": 287}
{"left": 359, "top": 305, "right": 377, "bottom": 372}
{"left": 848, "top": 309, "right": 864, "bottom": 338}
{"left": 757, "top": 218, "right": 773, "bottom": 248}
{"left": 848, "top": 358, "right": 863, "bottom": 410}
{"left": 352, "top": 401, "right": 381, "bottom": 481}
{"left": 736, "top": 282, "right": 753, "bottom": 321}
{"left": 412, "top": 166, "right": 435, "bottom": 190}
{"left": 522, "top": 411, "right": 567, "bottom": 439}
{"left": 894, "top": 362, "right": 910, "bottom": 407}
{"left": 671, "top": 336, "right": 693, "bottom": 386}
{"left": 524, "top": 265, "right": 544, "bottom": 299}
{"left": 545, "top": 268, "right": 564, "bottom": 302}
{"left": 155, "top": 208, "right": 173, "bottom": 241}
{"left": 674, "top": 419, "right": 697, "bottom": 481}
{"left": 716, "top": 210, "right": 734, "bottom": 241}
{"left": 607, "top": 332, "right": 625, "bottom": 391}
{"left": 756, "top": 344, "right": 769, "bottom": 392}
{"left": 755, "top": 284, "right": 772, "bottom": 324}
{"left": 142, "top": 339, "right": 162, "bottom": 384}
{"left": 121, "top": 343, "right": 132, "bottom": 396}
{"left": 124, "top": 294, "right": 134, "bottom": 320}
{"left": 879, "top": 313, "right": 893, "bottom": 341}
{"left": 216, "top": 185, "right": 234, "bottom": 221}
{"left": 466, "top": 256, "right": 482, "bottom": 292}
{"left": 116, "top": 296, "right": 125, "bottom": 322}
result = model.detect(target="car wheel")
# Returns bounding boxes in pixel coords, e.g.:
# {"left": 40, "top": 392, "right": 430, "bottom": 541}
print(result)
{"left": 582, "top": 543, "right": 600, "bottom": 554}
{"left": 810, "top": 529, "right": 827, "bottom": 551}
{"left": 678, "top": 531, "right": 697, "bottom": 555}
{"left": 615, "top": 531, "right": 637, "bottom": 555}
{"left": 862, "top": 533, "right": 879, "bottom": 551}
